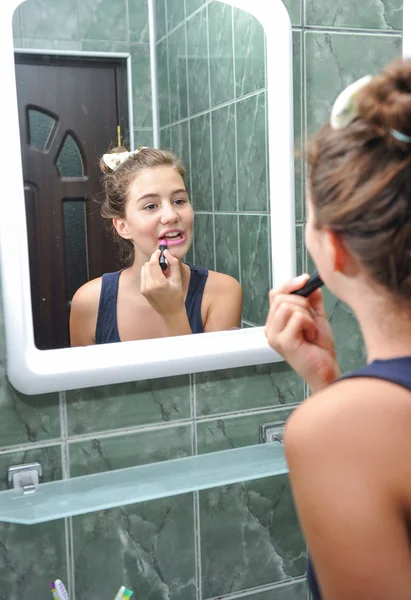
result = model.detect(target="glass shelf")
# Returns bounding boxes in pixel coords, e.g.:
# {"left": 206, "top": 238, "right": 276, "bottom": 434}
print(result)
{"left": 0, "top": 443, "right": 287, "bottom": 525}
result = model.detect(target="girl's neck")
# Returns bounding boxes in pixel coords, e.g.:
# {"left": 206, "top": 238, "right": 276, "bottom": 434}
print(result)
{"left": 348, "top": 291, "right": 411, "bottom": 363}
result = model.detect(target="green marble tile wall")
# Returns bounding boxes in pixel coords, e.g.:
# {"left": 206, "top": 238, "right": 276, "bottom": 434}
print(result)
{"left": 2, "top": 1, "right": 403, "bottom": 600}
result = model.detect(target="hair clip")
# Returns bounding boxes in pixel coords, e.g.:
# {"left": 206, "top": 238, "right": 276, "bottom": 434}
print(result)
{"left": 330, "top": 75, "right": 372, "bottom": 130}
{"left": 391, "top": 129, "right": 411, "bottom": 143}
{"left": 102, "top": 146, "right": 149, "bottom": 172}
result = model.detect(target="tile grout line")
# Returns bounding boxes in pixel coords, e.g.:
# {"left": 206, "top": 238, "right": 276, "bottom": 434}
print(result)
{"left": 164, "top": 0, "right": 171, "bottom": 126}
{"left": 59, "top": 391, "right": 75, "bottom": 600}
{"left": 161, "top": 87, "right": 266, "bottom": 128}
{"left": 232, "top": 6, "right": 242, "bottom": 287}
{"left": 263, "top": 31, "right": 272, "bottom": 288}
{"left": 125, "top": 0, "right": 131, "bottom": 45}
{"left": 0, "top": 404, "right": 301, "bottom": 454}
{"left": 206, "top": 2, "right": 217, "bottom": 271}
{"left": 191, "top": 372, "right": 202, "bottom": 600}
{"left": 194, "top": 488, "right": 203, "bottom": 600}
{"left": 204, "top": 576, "right": 308, "bottom": 600}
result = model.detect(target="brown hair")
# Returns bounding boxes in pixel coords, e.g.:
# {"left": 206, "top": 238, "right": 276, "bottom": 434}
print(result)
{"left": 307, "top": 58, "right": 411, "bottom": 301}
{"left": 99, "top": 146, "right": 186, "bottom": 265}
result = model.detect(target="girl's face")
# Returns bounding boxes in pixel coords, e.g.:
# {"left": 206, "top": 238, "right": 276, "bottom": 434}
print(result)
{"left": 114, "top": 165, "right": 194, "bottom": 263}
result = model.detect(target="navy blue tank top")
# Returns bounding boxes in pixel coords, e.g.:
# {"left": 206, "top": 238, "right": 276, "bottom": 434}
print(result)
{"left": 307, "top": 356, "right": 411, "bottom": 599}
{"left": 95, "top": 264, "right": 208, "bottom": 344}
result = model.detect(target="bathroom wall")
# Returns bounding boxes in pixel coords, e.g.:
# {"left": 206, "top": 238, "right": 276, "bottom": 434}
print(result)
{"left": 156, "top": 0, "right": 273, "bottom": 326}
{"left": 1, "top": 1, "right": 403, "bottom": 600}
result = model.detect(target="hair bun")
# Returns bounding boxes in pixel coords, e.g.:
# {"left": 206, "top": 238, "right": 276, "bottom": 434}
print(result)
{"left": 356, "top": 58, "right": 411, "bottom": 148}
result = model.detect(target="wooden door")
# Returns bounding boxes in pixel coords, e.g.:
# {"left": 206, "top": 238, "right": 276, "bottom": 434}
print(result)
{"left": 15, "top": 55, "right": 129, "bottom": 349}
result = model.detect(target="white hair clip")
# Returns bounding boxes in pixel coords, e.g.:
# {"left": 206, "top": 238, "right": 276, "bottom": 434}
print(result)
{"left": 330, "top": 75, "right": 373, "bottom": 130}
{"left": 102, "top": 146, "right": 149, "bottom": 172}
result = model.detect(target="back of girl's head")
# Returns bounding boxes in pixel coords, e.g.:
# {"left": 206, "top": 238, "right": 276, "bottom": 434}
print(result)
{"left": 98, "top": 146, "right": 185, "bottom": 265}
{"left": 308, "top": 57, "right": 411, "bottom": 302}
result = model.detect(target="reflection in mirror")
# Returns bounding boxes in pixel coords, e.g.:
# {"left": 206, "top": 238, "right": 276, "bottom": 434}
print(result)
{"left": 13, "top": 0, "right": 273, "bottom": 350}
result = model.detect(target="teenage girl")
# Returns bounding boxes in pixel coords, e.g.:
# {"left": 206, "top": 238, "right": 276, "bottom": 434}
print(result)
{"left": 70, "top": 147, "right": 242, "bottom": 345}
{"left": 266, "top": 58, "right": 411, "bottom": 600}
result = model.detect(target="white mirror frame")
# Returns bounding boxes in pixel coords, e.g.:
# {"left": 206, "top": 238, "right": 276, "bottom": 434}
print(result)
{"left": 3, "top": 0, "right": 295, "bottom": 394}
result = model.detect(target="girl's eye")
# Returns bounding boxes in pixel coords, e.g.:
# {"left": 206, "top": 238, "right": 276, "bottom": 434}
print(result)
{"left": 174, "top": 198, "right": 186, "bottom": 205}
{"left": 144, "top": 203, "right": 157, "bottom": 210}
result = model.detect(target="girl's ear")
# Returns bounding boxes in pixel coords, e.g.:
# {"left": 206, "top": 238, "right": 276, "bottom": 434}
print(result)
{"left": 113, "top": 217, "right": 132, "bottom": 240}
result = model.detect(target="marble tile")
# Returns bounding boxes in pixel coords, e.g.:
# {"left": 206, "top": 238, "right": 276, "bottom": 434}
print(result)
{"left": 22, "top": 38, "right": 82, "bottom": 50}
{"left": 81, "top": 40, "right": 129, "bottom": 52}
{"left": 239, "top": 215, "right": 270, "bottom": 325}
{"left": 160, "top": 126, "right": 172, "bottom": 149}
{"left": 238, "top": 579, "right": 308, "bottom": 600}
{"left": 155, "top": 0, "right": 167, "bottom": 40}
{"left": 167, "top": 0, "right": 185, "bottom": 32}
{"left": 130, "top": 44, "right": 153, "bottom": 128}
{"left": 187, "top": 9, "right": 210, "bottom": 116}
{"left": 237, "top": 92, "right": 268, "bottom": 212}
{"left": 129, "top": 0, "right": 150, "bottom": 44}
{"left": 208, "top": 2, "right": 235, "bottom": 107}
{"left": 71, "top": 427, "right": 195, "bottom": 600}
{"left": 12, "top": 7, "right": 22, "bottom": 40}
{"left": 0, "top": 519, "right": 67, "bottom": 600}
{"left": 184, "top": 243, "right": 194, "bottom": 265}
{"left": 193, "top": 213, "right": 215, "bottom": 271}
{"left": 77, "top": 0, "right": 128, "bottom": 42}
{"left": 305, "top": 0, "right": 402, "bottom": 30}
{"left": 170, "top": 120, "right": 191, "bottom": 190}
{"left": 0, "top": 445, "right": 62, "bottom": 490}
{"left": 295, "top": 224, "right": 304, "bottom": 276}
{"left": 157, "top": 37, "right": 171, "bottom": 127}
{"left": 0, "top": 364, "right": 60, "bottom": 449}
{"left": 168, "top": 24, "right": 189, "bottom": 122}
{"left": 292, "top": 31, "right": 304, "bottom": 223}
{"left": 69, "top": 424, "right": 192, "bottom": 476}
{"left": 195, "top": 361, "right": 304, "bottom": 416}
{"left": 133, "top": 128, "right": 154, "bottom": 147}
{"left": 305, "top": 31, "right": 402, "bottom": 135}
{"left": 212, "top": 103, "right": 237, "bottom": 212}
{"left": 20, "top": 0, "right": 79, "bottom": 41}
{"left": 282, "top": 0, "right": 302, "bottom": 26}
{"left": 234, "top": 7, "right": 265, "bottom": 98}
{"left": 214, "top": 214, "right": 240, "bottom": 281}
{"left": 72, "top": 493, "right": 195, "bottom": 600}
{"left": 185, "top": 0, "right": 205, "bottom": 18}
{"left": 190, "top": 113, "right": 212, "bottom": 211}
{"left": 197, "top": 407, "right": 295, "bottom": 452}
{"left": 65, "top": 375, "right": 191, "bottom": 436}
{"left": 199, "top": 474, "right": 306, "bottom": 597}
{"left": 198, "top": 410, "right": 307, "bottom": 597}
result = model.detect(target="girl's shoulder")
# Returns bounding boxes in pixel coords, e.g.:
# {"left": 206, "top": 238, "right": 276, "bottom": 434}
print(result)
{"left": 71, "top": 276, "right": 103, "bottom": 316}
{"left": 204, "top": 269, "right": 242, "bottom": 296}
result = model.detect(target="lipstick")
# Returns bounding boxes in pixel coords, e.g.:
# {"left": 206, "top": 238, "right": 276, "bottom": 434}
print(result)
{"left": 159, "top": 239, "right": 168, "bottom": 272}
{"left": 291, "top": 272, "right": 324, "bottom": 297}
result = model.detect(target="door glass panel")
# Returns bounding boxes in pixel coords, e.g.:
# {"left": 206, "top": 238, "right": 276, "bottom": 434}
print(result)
{"left": 28, "top": 108, "right": 56, "bottom": 150}
{"left": 57, "top": 133, "right": 84, "bottom": 178}
{"left": 63, "top": 199, "right": 88, "bottom": 301}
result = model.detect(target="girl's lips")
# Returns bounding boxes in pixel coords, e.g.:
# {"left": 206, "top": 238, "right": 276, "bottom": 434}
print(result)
{"left": 162, "top": 234, "right": 186, "bottom": 246}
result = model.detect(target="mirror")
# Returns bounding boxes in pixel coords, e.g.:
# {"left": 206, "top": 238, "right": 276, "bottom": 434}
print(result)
{"left": 3, "top": 0, "right": 295, "bottom": 393}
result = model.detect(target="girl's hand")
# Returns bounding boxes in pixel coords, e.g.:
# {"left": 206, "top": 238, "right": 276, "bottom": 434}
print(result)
{"left": 140, "top": 249, "right": 185, "bottom": 318}
{"left": 265, "top": 275, "right": 340, "bottom": 393}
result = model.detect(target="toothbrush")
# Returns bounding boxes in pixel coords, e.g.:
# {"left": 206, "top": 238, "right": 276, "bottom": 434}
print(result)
{"left": 113, "top": 586, "right": 126, "bottom": 600}
{"left": 122, "top": 590, "right": 133, "bottom": 599}
{"left": 50, "top": 580, "right": 69, "bottom": 600}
